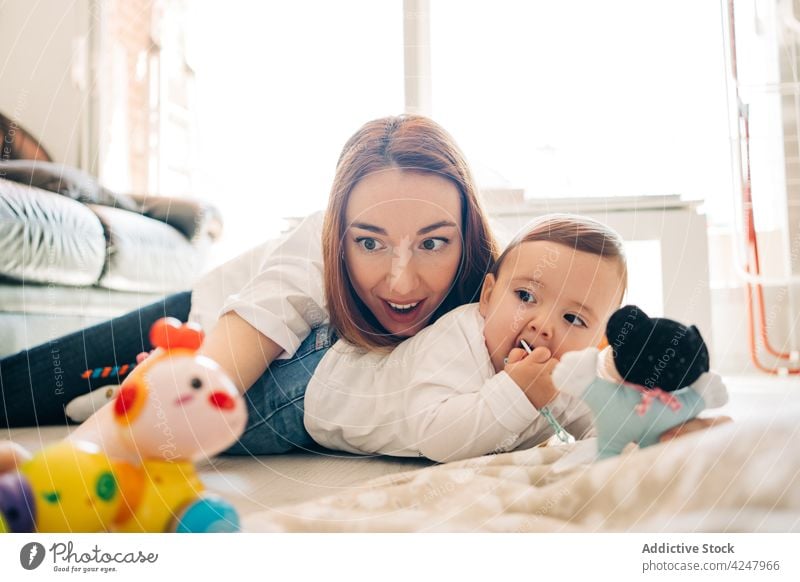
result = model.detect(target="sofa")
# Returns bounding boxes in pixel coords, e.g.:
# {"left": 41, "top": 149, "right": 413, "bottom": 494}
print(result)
{"left": 0, "top": 160, "right": 222, "bottom": 356}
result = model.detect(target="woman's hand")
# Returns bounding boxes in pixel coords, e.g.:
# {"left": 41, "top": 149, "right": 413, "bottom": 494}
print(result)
{"left": 658, "top": 415, "right": 733, "bottom": 442}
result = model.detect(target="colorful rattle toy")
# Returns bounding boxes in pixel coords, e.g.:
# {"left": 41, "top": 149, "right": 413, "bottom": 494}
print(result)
{"left": 551, "top": 305, "right": 729, "bottom": 459}
{"left": 68, "top": 351, "right": 153, "bottom": 422}
{"left": 0, "top": 318, "right": 248, "bottom": 533}
{"left": 80, "top": 362, "right": 137, "bottom": 381}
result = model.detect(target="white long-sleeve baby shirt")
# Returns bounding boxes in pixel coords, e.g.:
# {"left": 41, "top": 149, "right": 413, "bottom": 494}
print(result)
{"left": 304, "top": 303, "right": 595, "bottom": 462}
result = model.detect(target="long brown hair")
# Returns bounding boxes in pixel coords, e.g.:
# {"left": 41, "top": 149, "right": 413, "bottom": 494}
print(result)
{"left": 491, "top": 213, "right": 628, "bottom": 300}
{"left": 323, "top": 115, "right": 498, "bottom": 350}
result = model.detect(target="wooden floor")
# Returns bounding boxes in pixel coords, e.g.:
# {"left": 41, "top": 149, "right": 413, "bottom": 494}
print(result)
{"left": 4, "top": 424, "right": 434, "bottom": 523}
{"left": 3, "top": 374, "right": 796, "bottom": 528}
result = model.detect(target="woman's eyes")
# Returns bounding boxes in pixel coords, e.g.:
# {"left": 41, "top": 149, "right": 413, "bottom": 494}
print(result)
{"left": 516, "top": 289, "right": 536, "bottom": 303}
{"left": 354, "top": 237, "right": 448, "bottom": 253}
{"left": 564, "top": 313, "right": 588, "bottom": 328}
{"left": 420, "top": 237, "right": 448, "bottom": 252}
{"left": 355, "top": 237, "right": 386, "bottom": 252}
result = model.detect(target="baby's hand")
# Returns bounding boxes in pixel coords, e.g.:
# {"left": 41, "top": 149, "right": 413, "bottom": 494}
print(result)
{"left": 505, "top": 346, "right": 559, "bottom": 409}
{"left": 658, "top": 415, "right": 733, "bottom": 442}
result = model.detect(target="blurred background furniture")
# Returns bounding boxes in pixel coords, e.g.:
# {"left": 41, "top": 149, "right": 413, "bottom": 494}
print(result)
{"left": 0, "top": 115, "right": 221, "bottom": 356}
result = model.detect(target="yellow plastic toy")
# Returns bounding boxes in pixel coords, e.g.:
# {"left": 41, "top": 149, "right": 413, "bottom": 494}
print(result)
{"left": 0, "top": 318, "right": 248, "bottom": 533}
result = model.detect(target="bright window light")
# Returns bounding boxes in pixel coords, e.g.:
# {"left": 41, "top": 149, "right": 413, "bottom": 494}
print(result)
{"left": 430, "top": 0, "right": 732, "bottom": 223}
{"left": 189, "top": 0, "right": 404, "bottom": 264}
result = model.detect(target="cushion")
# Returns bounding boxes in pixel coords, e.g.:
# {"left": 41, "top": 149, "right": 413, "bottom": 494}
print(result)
{"left": 89, "top": 204, "right": 205, "bottom": 293}
{"left": 0, "top": 178, "right": 105, "bottom": 286}
{"left": 0, "top": 160, "right": 137, "bottom": 211}
{"left": 129, "top": 193, "right": 223, "bottom": 242}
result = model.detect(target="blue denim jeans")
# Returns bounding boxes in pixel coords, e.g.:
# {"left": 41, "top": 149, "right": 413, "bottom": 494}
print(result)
{"left": 223, "top": 325, "right": 336, "bottom": 456}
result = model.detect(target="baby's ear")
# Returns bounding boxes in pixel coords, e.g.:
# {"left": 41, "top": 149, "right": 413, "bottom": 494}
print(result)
{"left": 552, "top": 347, "right": 599, "bottom": 397}
{"left": 478, "top": 273, "right": 496, "bottom": 317}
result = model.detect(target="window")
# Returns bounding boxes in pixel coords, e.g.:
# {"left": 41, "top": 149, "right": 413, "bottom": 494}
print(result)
{"left": 97, "top": 0, "right": 197, "bottom": 198}
{"left": 188, "top": 0, "right": 404, "bottom": 263}
{"left": 429, "top": 0, "right": 733, "bottom": 224}
{"left": 97, "top": 0, "right": 734, "bottom": 268}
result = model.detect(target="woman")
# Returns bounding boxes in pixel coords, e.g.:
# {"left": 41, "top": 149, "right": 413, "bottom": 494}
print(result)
{"left": 0, "top": 115, "right": 497, "bottom": 456}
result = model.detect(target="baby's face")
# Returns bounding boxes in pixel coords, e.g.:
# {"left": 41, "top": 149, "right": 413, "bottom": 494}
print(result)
{"left": 479, "top": 241, "right": 624, "bottom": 372}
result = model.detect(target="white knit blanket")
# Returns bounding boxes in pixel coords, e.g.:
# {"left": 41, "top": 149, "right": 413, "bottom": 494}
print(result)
{"left": 244, "top": 409, "right": 800, "bottom": 532}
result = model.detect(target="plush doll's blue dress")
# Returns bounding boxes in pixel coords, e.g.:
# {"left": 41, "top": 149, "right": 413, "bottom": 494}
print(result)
{"left": 553, "top": 347, "right": 729, "bottom": 459}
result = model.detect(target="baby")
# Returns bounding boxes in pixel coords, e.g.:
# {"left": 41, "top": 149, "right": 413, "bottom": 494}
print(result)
{"left": 303, "top": 214, "right": 628, "bottom": 462}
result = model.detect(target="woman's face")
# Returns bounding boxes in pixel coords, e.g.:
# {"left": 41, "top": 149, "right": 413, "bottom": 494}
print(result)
{"left": 344, "top": 168, "right": 463, "bottom": 338}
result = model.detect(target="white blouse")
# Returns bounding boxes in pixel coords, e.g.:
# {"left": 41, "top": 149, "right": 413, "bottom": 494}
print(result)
{"left": 189, "top": 211, "right": 327, "bottom": 359}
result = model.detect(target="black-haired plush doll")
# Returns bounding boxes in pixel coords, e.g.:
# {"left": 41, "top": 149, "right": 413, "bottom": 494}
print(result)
{"left": 552, "top": 305, "right": 729, "bottom": 459}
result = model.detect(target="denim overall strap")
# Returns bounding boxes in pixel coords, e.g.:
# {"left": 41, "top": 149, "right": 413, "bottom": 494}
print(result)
{"left": 224, "top": 324, "right": 337, "bottom": 456}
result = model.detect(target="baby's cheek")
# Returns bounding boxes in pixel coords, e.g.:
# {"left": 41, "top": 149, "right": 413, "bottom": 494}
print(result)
{"left": 588, "top": 326, "right": 607, "bottom": 349}
{"left": 553, "top": 334, "right": 582, "bottom": 360}
{"left": 487, "top": 328, "right": 512, "bottom": 355}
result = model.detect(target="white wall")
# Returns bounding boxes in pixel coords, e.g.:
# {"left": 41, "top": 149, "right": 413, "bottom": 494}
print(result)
{"left": 0, "top": 0, "right": 92, "bottom": 166}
